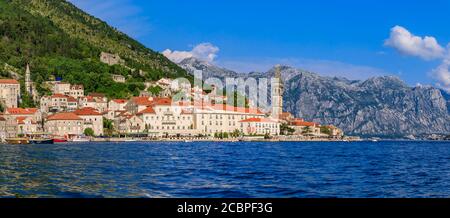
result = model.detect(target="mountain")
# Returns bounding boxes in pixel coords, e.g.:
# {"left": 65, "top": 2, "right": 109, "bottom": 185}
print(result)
{"left": 179, "top": 57, "right": 450, "bottom": 137}
{"left": 0, "top": 0, "right": 189, "bottom": 102}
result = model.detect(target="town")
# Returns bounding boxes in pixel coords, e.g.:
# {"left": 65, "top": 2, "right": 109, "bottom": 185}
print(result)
{"left": 0, "top": 62, "right": 345, "bottom": 144}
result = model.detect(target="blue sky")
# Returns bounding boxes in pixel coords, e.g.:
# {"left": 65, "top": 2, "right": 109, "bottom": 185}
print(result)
{"left": 69, "top": 0, "right": 450, "bottom": 89}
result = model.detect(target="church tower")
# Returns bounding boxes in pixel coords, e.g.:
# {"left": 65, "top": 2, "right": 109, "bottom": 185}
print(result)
{"left": 271, "top": 65, "right": 284, "bottom": 120}
{"left": 25, "top": 63, "right": 32, "bottom": 95}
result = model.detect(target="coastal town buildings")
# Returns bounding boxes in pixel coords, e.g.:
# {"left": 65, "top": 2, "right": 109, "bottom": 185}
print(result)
{"left": 0, "top": 108, "right": 41, "bottom": 138}
{"left": 116, "top": 114, "right": 145, "bottom": 134}
{"left": 79, "top": 94, "right": 108, "bottom": 113}
{"left": 0, "top": 79, "right": 20, "bottom": 108}
{"left": 239, "top": 117, "right": 280, "bottom": 135}
{"left": 16, "top": 117, "right": 38, "bottom": 136}
{"left": 0, "top": 65, "right": 343, "bottom": 140}
{"left": 44, "top": 112, "right": 84, "bottom": 138}
{"left": 40, "top": 94, "right": 78, "bottom": 114}
{"left": 137, "top": 99, "right": 196, "bottom": 136}
{"left": 74, "top": 108, "right": 104, "bottom": 136}
{"left": 289, "top": 119, "right": 321, "bottom": 136}
{"left": 48, "top": 81, "right": 84, "bottom": 99}
{"left": 192, "top": 104, "right": 268, "bottom": 136}
{"left": 108, "top": 99, "right": 127, "bottom": 112}
{"left": 125, "top": 96, "right": 154, "bottom": 115}
{"left": 4, "top": 108, "right": 41, "bottom": 122}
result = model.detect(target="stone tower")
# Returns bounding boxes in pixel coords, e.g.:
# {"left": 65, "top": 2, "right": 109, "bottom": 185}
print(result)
{"left": 271, "top": 65, "right": 284, "bottom": 120}
{"left": 25, "top": 63, "right": 32, "bottom": 95}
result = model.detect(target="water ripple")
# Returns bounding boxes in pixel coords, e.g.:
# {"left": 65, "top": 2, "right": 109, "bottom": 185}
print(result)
{"left": 1, "top": 141, "right": 450, "bottom": 198}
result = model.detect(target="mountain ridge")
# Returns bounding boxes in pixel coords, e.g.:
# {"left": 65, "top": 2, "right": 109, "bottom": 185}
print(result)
{"left": 178, "top": 57, "right": 450, "bottom": 137}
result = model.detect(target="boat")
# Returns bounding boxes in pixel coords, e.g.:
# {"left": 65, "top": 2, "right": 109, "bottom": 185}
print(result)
{"left": 369, "top": 137, "right": 380, "bottom": 142}
{"left": 29, "top": 139, "right": 54, "bottom": 144}
{"left": 72, "top": 137, "right": 90, "bottom": 142}
{"left": 53, "top": 138, "right": 68, "bottom": 143}
{"left": 5, "top": 138, "right": 29, "bottom": 145}
{"left": 26, "top": 133, "right": 54, "bottom": 145}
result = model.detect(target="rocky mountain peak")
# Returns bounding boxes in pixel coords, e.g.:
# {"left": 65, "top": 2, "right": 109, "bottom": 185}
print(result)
{"left": 177, "top": 57, "right": 450, "bottom": 137}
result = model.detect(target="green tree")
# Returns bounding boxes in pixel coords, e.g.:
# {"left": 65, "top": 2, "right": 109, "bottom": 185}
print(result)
{"left": 280, "top": 123, "right": 295, "bottom": 135}
{"left": 320, "top": 126, "right": 332, "bottom": 136}
{"left": 147, "top": 85, "right": 163, "bottom": 96}
{"left": 103, "top": 119, "right": 114, "bottom": 137}
{"left": 302, "top": 126, "right": 313, "bottom": 135}
{"left": 84, "top": 128, "right": 95, "bottom": 137}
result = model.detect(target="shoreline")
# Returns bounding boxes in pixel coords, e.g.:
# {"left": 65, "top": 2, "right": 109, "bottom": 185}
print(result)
{"left": 2, "top": 137, "right": 449, "bottom": 145}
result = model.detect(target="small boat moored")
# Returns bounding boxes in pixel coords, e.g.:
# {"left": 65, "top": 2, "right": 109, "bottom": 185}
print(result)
{"left": 71, "top": 137, "right": 90, "bottom": 142}
{"left": 53, "top": 138, "right": 68, "bottom": 143}
{"left": 5, "top": 138, "right": 29, "bottom": 145}
{"left": 29, "top": 139, "right": 54, "bottom": 144}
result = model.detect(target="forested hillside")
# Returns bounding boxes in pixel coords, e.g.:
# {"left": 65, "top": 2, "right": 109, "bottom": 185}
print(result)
{"left": 0, "top": 0, "right": 190, "bottom": 102}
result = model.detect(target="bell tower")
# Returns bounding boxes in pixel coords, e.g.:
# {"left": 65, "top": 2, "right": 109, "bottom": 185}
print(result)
{"left": 271, "top": 65, "right": 284, "bottom": 120}
{"left": 25, "top": 63, "right": 32, "bottom": 95}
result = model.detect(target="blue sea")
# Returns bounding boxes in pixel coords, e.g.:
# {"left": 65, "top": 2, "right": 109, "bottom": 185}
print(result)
{"left": 0, "top": 141, "right": 450, "bottom": 198}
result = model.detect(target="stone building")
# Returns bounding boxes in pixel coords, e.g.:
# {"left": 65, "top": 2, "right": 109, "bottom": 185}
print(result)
{"left": 116, "top": 114, "right": 145, "bottom": 134}
{"left": 112, "top": 74, "right": 126, "bottom": 83}
{"left": 108, "top": 99, "right": 127, "bottom": 112}
{"left": 100, "top": 52, "right": 125, "bottom": 66}
{"left": 0, "top": 79, "right": 20, "bottom": 108}
{"left": 239, "top": 117, "right": 280, "bottom": 136}
{"left": 40, "top": 94, "right": 77, "bottom": 114}
{"left": 45, "top": 112, "right": 84, "bottom": 138}
{"left": 79, "top": 94, "right": 108, "bottom": 113}
{"left": 74, "top": 107, "right": 104, "bottom": 136}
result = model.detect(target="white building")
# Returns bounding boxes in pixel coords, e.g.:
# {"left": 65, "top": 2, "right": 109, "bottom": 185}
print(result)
{"left": 74, "top": 107, "right": 104, "bottom": 136}
{"left": 137, "top": 99, "right": 196, "bottom": 136}
{"left": 79, "top": 94, "right": 108, "bottom": 113}
{"left": 40, "top": 94, "right": 78, "bottom": 114}
{"left": 108, "top": 99, "right": 128, "bottom": 112}
{"left": 239, "top": 117, "right": 280, "bottom": 135}
{"left": 0, "top": 79, "right": 20, "bottom": 108}
{"left": 44, "top": 112, "right": 84, "bottom": 138}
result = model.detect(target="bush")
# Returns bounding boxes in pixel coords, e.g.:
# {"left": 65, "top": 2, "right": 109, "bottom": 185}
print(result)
{"left": 84, "top": 128, "right": 95, "bottom": 137}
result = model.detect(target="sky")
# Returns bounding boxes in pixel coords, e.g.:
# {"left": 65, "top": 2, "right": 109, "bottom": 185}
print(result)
{"left": 69, "top": 0, "right": 450, "bottom": 90}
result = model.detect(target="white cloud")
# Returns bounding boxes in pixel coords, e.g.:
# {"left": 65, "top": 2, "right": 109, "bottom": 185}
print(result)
{"left": 385, "top": 25, "right": 445, "bottom": 60}
{"left": 432, "top": 48, "right": 450, "bottom": 92}
{"left": 162, "top": 43, "right": 220, "bottom": 63}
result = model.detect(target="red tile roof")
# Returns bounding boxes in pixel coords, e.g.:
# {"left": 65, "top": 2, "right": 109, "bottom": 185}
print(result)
{"left": 51, "top": 94, "right": 69, "bottom": 98}
{"left": 153, "top": 98, "right": 172, "bottom": 106}
{"left": 239, "top": 118, "right": 277, "bottom": 123}
{"left": 131, "top": 97, "right": 153, "bottom": 106}
{"left": 67, "top": 96, "right": 78, "bottom": 102}
{"left": 290, "top": 121, "right": 317, "bottom": 127}
{"left": 137, "top": 106, "right": 156, "bottom": 115}
{"left": 74, "top": 107, "right": 102, "bottom": 116}
{"left": 47, "top": 112, "right": 82, "bottom": 121}
{"left": 112, "top": 99, "right": 127, "bottom": 104}
{"left": 0, "top": 79, "right": 19, "bottom": 84}
{"left": 6, "top": 108, "right": 38, "bottom": 115}
{"left": 16, "top": 116, "right": 36, "bottom": 125}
